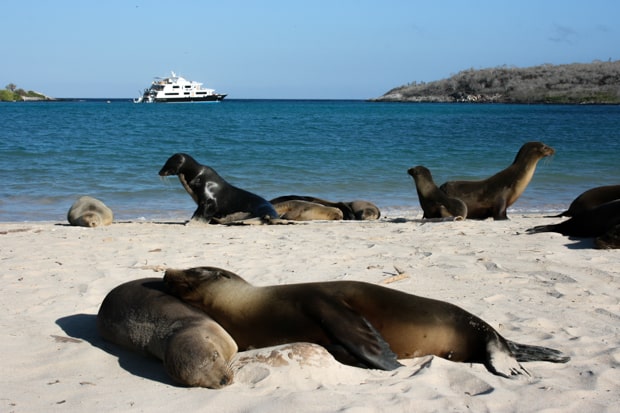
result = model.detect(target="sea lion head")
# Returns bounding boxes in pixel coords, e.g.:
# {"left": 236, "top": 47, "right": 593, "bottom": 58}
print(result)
{"left": 164, "top": 322, "right": 237, "bottom": 388}
{"left": 407, "top": 165, "right": 429, "bottom": 177}
{"left": 348, "top": 200, "right": 381, "bottom": 220}
{"left": 164, "top": 266, "right": 246, "bottom": 304}
{"left": 407, "top": 166, "right": 433, "bottom": 182}
{"left": 407, "top": 165, "right": 439, "bottom": 195}
{"left": 515, "top": 142, "right": 555, "bottom": 162}
{"left": 77, "top": 212, "right": 103, "bottom": 228}
{"left": 159, "top": 153, "right": 194, "bottom": 176}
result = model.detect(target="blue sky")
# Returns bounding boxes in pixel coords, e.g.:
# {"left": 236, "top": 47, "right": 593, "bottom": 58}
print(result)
{"left": 2, "top": 0, "right": 618, "bottom": 99}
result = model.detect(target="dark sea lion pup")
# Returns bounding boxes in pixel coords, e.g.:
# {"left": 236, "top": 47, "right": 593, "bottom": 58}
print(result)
{"left": 407, "top": 166, "right": 468, "bottom": 219}
{"left": 67, "top": 196, "right": 113, "bottom": 227}
{"left": 528, "top": 199, "right": 620, "bottom": 239}
{"left": 164, "top": 266, "right": 569, "bottom": 378}
{"left": 159, "top": 153, "right": 278, "bottom": 223}
{"left": 97, "top": 278, "right": 237, "bottom": 388}
{"left": 549, "top": 184, "right": 620, "bottom": 217}
{"left": 439, "top": 142, "right": 555, "bottom": 220}
{"left": 595, "top": 224, "right": 620, "bottom": 249}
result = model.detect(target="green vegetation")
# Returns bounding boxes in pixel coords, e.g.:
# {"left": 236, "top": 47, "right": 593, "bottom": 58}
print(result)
{"left": 371, "top": 60, "right": 620, "bottom": 104}
{"left": 1, "top": 83, "right": 51, "bottom": 101}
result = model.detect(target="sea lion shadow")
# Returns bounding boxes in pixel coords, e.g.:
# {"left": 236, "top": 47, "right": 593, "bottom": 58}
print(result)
{"left": 388, "top": 217, "right": 463, "bottom": 224}
{"left": 55, "top": 313, "right": 176, "bottom": 387}
{"left": 565, "top": 237, "right": 597, "bottom": 250}
{"left": 54, "top": 221, "right": 189, "bottom": 227}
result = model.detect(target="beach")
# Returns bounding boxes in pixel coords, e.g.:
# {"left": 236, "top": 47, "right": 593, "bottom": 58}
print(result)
{"left": 2, "top": 214, "right": 618, "bottom": 412}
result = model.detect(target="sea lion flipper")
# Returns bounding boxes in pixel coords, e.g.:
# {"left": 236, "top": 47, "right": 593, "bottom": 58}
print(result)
{"left": 308, "top": 297, "right": 403, "bottom": 371}
{"left": 191, "top": 199, "right": 218, "bottom": 223}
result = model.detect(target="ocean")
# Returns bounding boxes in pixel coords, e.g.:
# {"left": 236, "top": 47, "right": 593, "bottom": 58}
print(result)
{"left": 1, "top": 100, "right": 619, "bottom": 222}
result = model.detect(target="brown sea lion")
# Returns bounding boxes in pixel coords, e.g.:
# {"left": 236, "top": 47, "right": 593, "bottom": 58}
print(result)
{"left": 159, "top": 153, "right": 278, "bottom": 223}
{"left": 270, "top": 195, "right": 380, "bottom": 220}
{"left": 528, "top": 199, "right": 620, "bottom": 238}
{"left": 272, "top": 199, "right": 344, "bottom": 221}
{"left": 550, "top": 185, "right": 620, "bottom": 217}
{"left": 439, "top": 142, "right": 555, "bottom": 220}
{"left": 164, "top": 266, "right": 569, "bottom": 378}
{"left": 347, "top": 200, "right": 381, "bottom": 220}
{"left": 67, "top": 196, "right": 113, "bottom": 227}
{"left": 97, "top": 278, "right": 237, "bottom": 388}
{"left": 407, "top": 166, "right": 468, "bottom": 219}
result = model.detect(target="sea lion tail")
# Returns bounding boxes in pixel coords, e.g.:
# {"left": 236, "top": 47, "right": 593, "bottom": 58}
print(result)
{"left": 543, "top": 211, "right": 568, "bottom": 218}
{"left": 526, "top": 225, "right": 553, "bottom": 234}
{"left": 506, "top": 341, "right": 570, "bottom": 363}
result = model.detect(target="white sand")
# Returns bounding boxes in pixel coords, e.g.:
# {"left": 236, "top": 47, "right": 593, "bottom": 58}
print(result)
{"left": 1, "top": 214, "right": 619, "bottom": 412}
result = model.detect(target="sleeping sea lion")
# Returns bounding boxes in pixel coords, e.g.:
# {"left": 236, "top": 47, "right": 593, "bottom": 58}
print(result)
{"left": 270, "top": 195, "right": 380, "bottom": 220}
{"left": 528, "top": 199, "right": 620, "bottom": 238}
{"left": 67, "top": 196, "right": 113, "bottom": 227}
{"left": 272, "top": 199, "right": 344, "bottom": 221}
{"left": 550, "top": 185, "right": 620, "bottom": 217}
{"left": 595, "top": 224, "right": 620, "bottom": 249}
{"left": 97, "top": 278, "right": 237, "bottom": 388}
{"left": 164, "top": 266, "right": 569, "bottom": 378}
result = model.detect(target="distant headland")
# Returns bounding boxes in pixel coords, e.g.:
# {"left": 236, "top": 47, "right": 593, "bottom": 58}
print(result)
{"left": 1, "top": 83, "right": 54, "bottom": 102}
{"left": 370, "top": 60, "right": 620, "bottom": 104}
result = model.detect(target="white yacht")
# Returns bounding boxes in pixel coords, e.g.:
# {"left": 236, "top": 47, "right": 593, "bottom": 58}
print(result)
{"left": 134, "top": 71, "right": 226, "bottom": 103}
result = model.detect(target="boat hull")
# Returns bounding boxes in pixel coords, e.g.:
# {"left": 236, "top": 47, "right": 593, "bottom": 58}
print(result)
{"left": 138, "top": 94, "right": 226, "bottom": 103}
{"left": 134, "top": 72, "right": 226, "bottom": 103}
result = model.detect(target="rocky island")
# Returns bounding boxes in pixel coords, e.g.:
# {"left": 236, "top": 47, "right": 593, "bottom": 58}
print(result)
{"left": 1, "top": 83, "right": 54, "bottom": 102}
{"left": 370, "top": 60, "right": 620, "bottom": 104}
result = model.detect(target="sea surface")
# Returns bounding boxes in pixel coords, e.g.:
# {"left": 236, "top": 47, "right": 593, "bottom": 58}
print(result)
{"left": 1, "top": 100, "right": 619, "bottom": 222}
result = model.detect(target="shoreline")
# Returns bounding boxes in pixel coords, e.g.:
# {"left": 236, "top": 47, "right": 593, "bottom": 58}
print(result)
{"left": 0, "top": 204, "right": 570, "bottom": 224}
{"left": 1, "top": 216, "right": 618, "bottom": 411}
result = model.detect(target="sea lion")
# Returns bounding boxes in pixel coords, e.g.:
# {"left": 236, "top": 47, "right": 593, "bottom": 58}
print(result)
{"left": 67, "top": 196, "right": 113, "bottom": 227}
{"left": 272, "top": 199, "right": 344, "bottom": 221}
{"left": 528, "top": 199, "right": 620, "bottom": 238}
{"left": 97, "top": 278, "right": 237, "bottom": 388}
{"left": 164, "top": 266, "right": 569, "bottom": 378}
{"left": 159, "top": 153, "right": 278, "bottom": 223}
{"left": 595, "top": 224, "right": 620, "bottom": 249}
{"left": 270, "top": 195, "right": 381, "bottom": 220}
{"left": 407, "top": 166, "right": 468, "bottom": 219}
{"left": 347, "top": 200, "right": 381, "bottom": 220}
{"left": 439, "top": 142, "right": 555, "bottom": 220}
{"left": 550, "top": 185, "right": 620, "bottom": 217}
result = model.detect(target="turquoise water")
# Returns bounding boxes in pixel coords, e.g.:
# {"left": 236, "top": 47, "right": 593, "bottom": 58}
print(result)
{"left": 1, "top": 100, "right": 619, "bottom": 222}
